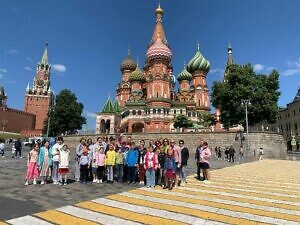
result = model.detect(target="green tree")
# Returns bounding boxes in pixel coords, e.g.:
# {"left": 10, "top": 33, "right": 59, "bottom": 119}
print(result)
{"left": 211, "top": 64, "right": 280, "bottom": 129}
{"left": 43, "top": 89, "right": 86, "bottom": 136}
{"left": 173, "top": 114, "right": 193, "bottom": 129}
{"left": 197, "top": 112, "right": 216, "bottom": 128}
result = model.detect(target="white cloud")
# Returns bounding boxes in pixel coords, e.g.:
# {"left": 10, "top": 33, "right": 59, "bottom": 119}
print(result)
{"left": 210, "top": 68, "right": 224, "bottom": 74}
{"left": 282, "top": 58, "right": 300, "bottom": 76}
{"left": 52, "top": 64, "right": 66, "bottom": 73}
{"left": 24, "top": 66, "right": 32, "bottom": 71}
{"left": 0, "top": 68, "right": 8, "bottom": 74}
{"left": 26, "top": 57, "right": 32, "bottom": 61}
{"left": 253, "top": 64, "right": 265, "bottom": 72}
{"left": 84, "top": 111, "right": 97, "bottom": 119}
{"left": 5, "top": 49, "right": 18, "bottom": 54}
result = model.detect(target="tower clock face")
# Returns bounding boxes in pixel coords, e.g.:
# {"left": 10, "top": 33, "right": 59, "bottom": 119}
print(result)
{"left": 36, "top": 79, "right": 44, "bottom": 87}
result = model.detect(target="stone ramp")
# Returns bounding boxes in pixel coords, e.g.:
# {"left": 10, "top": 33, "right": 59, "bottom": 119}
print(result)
{"left": 5, "top": 160, "right": 300, "bottom": 225}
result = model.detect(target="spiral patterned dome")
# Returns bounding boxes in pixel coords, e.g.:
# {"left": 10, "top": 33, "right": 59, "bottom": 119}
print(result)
{"left": 186, "top": 49, "right": 210, "bottom": 74}
{"left": 146, "top": 38, "right": 172, "bottom": 60}
{"left": 120, "top": 55, "right": 137, "bottom": 72}
{"left": 177, "top": 66, "right": 192, "bottom": 81}
{"left": 129, "top": 66, "right": 145, "bottom": 82}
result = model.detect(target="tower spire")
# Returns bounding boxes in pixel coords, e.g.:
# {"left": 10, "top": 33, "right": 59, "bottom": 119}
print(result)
{"left": 151, "top": 3, "right": 167, "bottom": 44}
{"left": 41, "top": 42, "right": 48, "bottom": 65}
{"left": 227, "top": 42, "right": 234, "bottom": 66}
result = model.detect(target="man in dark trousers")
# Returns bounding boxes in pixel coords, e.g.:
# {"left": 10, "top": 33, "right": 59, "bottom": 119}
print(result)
{"left": 14, "top": 138, "right": 22, "bottom": 158}
{"left": 229, "top": 145, "right": 235, "bottom": 163}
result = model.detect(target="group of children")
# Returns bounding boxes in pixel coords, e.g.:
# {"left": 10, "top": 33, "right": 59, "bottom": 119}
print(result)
{"left": 74, "top": 136, "right": 188, "bottom": 190}
{"left": 25, "top": 137, "right": 70, "bottom": 186}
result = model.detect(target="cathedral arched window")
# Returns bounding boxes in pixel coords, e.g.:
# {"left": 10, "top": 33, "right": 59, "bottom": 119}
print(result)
{"left": 132, "top": 110, "right": 136, "bottom": 115}
{"left": 158, "top": 109, "right": 161, "bottom": 114}
{"left": 192, "top": 112, "right": 196, "bottom": 117}
{"left": 153, "top": 109, "right": 156, "bottom": 114}
{"left": 138, "top": 110, "right": 142, "bottom": 115}
{"left": 188, "top": 112, "right": 191, "bottom": 117}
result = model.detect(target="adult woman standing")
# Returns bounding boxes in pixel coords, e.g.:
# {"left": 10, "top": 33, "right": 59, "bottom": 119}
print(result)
{"left": 75, "top": 138, "right": 86, "bottom": 182}
{"left": 200, "top": 141, "right": 211, "bottom": 184}
{"left": 38, "top": 139, "right": 53, "bottom": 184}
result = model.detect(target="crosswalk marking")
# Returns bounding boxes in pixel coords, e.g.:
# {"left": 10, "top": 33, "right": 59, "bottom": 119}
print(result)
{"left": 77, "top": 201, "right": 186, "bottom": 225}
{"left": 57, "top": 205, "right": 141, "bottom": 225}
{"left": 7, "top": 215, "right": 53, "bottom": 225}
{"left": 35, "top": 209, "right": 99, "bottom": 225}
{"left": 126, "top": 188, "right": 300, "bottom": 224}
{"left": 4, "top": 160, "right": 300, "bottom": 224}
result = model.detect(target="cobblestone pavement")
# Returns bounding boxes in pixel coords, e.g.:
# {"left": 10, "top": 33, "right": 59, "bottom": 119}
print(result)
{"left": 2, "top": 145, "right": 298, "bottom": 224}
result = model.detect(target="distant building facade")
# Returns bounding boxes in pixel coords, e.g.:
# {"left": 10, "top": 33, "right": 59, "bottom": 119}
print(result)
{"left": 96, "top": 5, "right": 211, "bottom": 133}
{"left": 0, "top": 86, "right": 36, "bottom": 134}
{"left": 276, "top": 88, "right": 300, "bottom": 150}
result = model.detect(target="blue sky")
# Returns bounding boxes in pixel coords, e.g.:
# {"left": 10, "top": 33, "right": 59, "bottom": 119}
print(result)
{"left": 1, "top": 0, "right": 300, "bottom": 130}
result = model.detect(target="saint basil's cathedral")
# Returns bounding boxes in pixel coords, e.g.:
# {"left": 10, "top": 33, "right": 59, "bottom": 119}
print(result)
{"left": 96, "top": 5, "right": 231, "bottom": 134}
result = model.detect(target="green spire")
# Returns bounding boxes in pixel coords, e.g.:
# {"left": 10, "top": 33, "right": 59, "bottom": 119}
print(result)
{"left": 41, "top": 42, "right": 48, "bottom": 65}
{"left": 113, "top": 99, "right": 121, "bottom": 114}
{"left": 101, "top": 96, "right": 114, "bottom": 113}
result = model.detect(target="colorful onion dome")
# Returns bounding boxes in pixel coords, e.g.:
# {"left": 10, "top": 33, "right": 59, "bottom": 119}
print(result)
{"left": 177, "top": 66, "right": 192, "bottom": 81}
{"left": 120, "top": 52, "right": 137, "bottom": 72}
{"left": 170, "top": 74, "right": 176, "bottom": 86}
{"left": 146, "top": 38, "right": 172, "bottom": 60}
{"left": 186, "top": 46, "right": 210, "bottom": 74}
{"left": 129, "top": 66, "right": 145, "bottom": 82}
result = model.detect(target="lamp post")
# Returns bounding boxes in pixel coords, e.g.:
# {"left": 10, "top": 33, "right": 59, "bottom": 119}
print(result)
{"left": 241, "top": 99, "right": 251, "bottom": 152}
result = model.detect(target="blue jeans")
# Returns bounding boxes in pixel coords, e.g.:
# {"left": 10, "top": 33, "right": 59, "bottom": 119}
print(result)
{"left": 180, "top": 165, "right": 187, "bottom": 183}
{"left": 52, "top": 161, "right": 59, "bottom": 182}
{"left": 107, "top": 165, "right": 114, "bottom": 181}
{"left": 146, "top": 168, "right": 155, "bottom": 187}
{"left": 116, "top": 164, "right": 123, "bottom": 182}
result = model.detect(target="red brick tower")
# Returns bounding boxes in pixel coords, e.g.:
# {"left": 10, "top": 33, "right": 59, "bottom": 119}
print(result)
{"left": 143, "top": 4, "right": 174, "bottom": 132}
{"left": 186, "top": 43, "right": 210, "bottom": 112}
{"left": 24, "top": 43, "right": 54, "bottom": 133}
{"left": 117, "top": 49, "right": 137, "bottom": 107}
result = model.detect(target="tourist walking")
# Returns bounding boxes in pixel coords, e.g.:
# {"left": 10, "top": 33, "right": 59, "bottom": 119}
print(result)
{"left": 15, "top": 138, "right": 22, "bottom": 158}
{"left": 52, "top": 137, "right": 64, "bottom": 184}
{"left": 200, "top": 141, "right": 211, "bottom": 184}
{"left": 75, "top": 138, "right": 86, "bottom": 182}
{"left": 259, "top": 147, "right": 264, "bottom": 160}
{"left": 58, "top": 144, "right": 70, "bottom": 185}
{"left": 25, "top": 144, "right": 39, "bottom": 185}
{"left": 238, "top": 146, "right": 244, "bottom": 163}
{"left": 0, "top": 138, "right": 5, "bottom": 158}
{"left": 229, "top": 145, "right": 235, "bottom": 163}
{"left": 179, "top": 140, "right": 189, "bottom": 186}
{"left": 144, "top": 146, "right": 157, "bottom": 188}
{"left": 38, "top": 140, "right": 53, "bottom": 184}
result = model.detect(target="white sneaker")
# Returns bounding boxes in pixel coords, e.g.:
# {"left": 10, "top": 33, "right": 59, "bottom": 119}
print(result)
{"left": 181, "top": 182, "right": 186, "bottom": 187}
{"left": 93, "top": 179, "right": 96, "bottom": 183}
{"left": 96, "top": 179, "right": 100, "bottom": 183}
{"left": 41, "top": 181, "right": 45, "bottom": 185}
{"left": 100, "top": 179, "right": 103, "bottom": 183}
{"left": 33, "top": 180, "right": 37, "bottom": 185}
{"left": 25, "top": 181, "right": 28, "bottom": 186}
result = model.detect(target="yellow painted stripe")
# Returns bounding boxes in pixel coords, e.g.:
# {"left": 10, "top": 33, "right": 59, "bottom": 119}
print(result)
{"left": 185, "top": 183, "right": 300, "bottom": 203}
{"left": 188, "top": 177, "right": 300, "bottom": 192}
{"left": 154, "top": 187, "right": 300, "bottom": 211}
{"left": 212, "top": 174, "right": 300, "bottom": 183}
{"left": 186, "top": 179, "right": 300, "bottom": 196}
{"left": 0, "top": 222, "right": 8, "bottom": 225}
{"left": 35, "top": 210, "right": 99, "bottom": 225}
{"left": 108, "top": 193, "right": 268, "bottom": 225}
{"left": 77, "top": 201, "right": 186, "bottom": 225}
{"left": 129, "top": 189, "right": 300, "bottom": 223}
